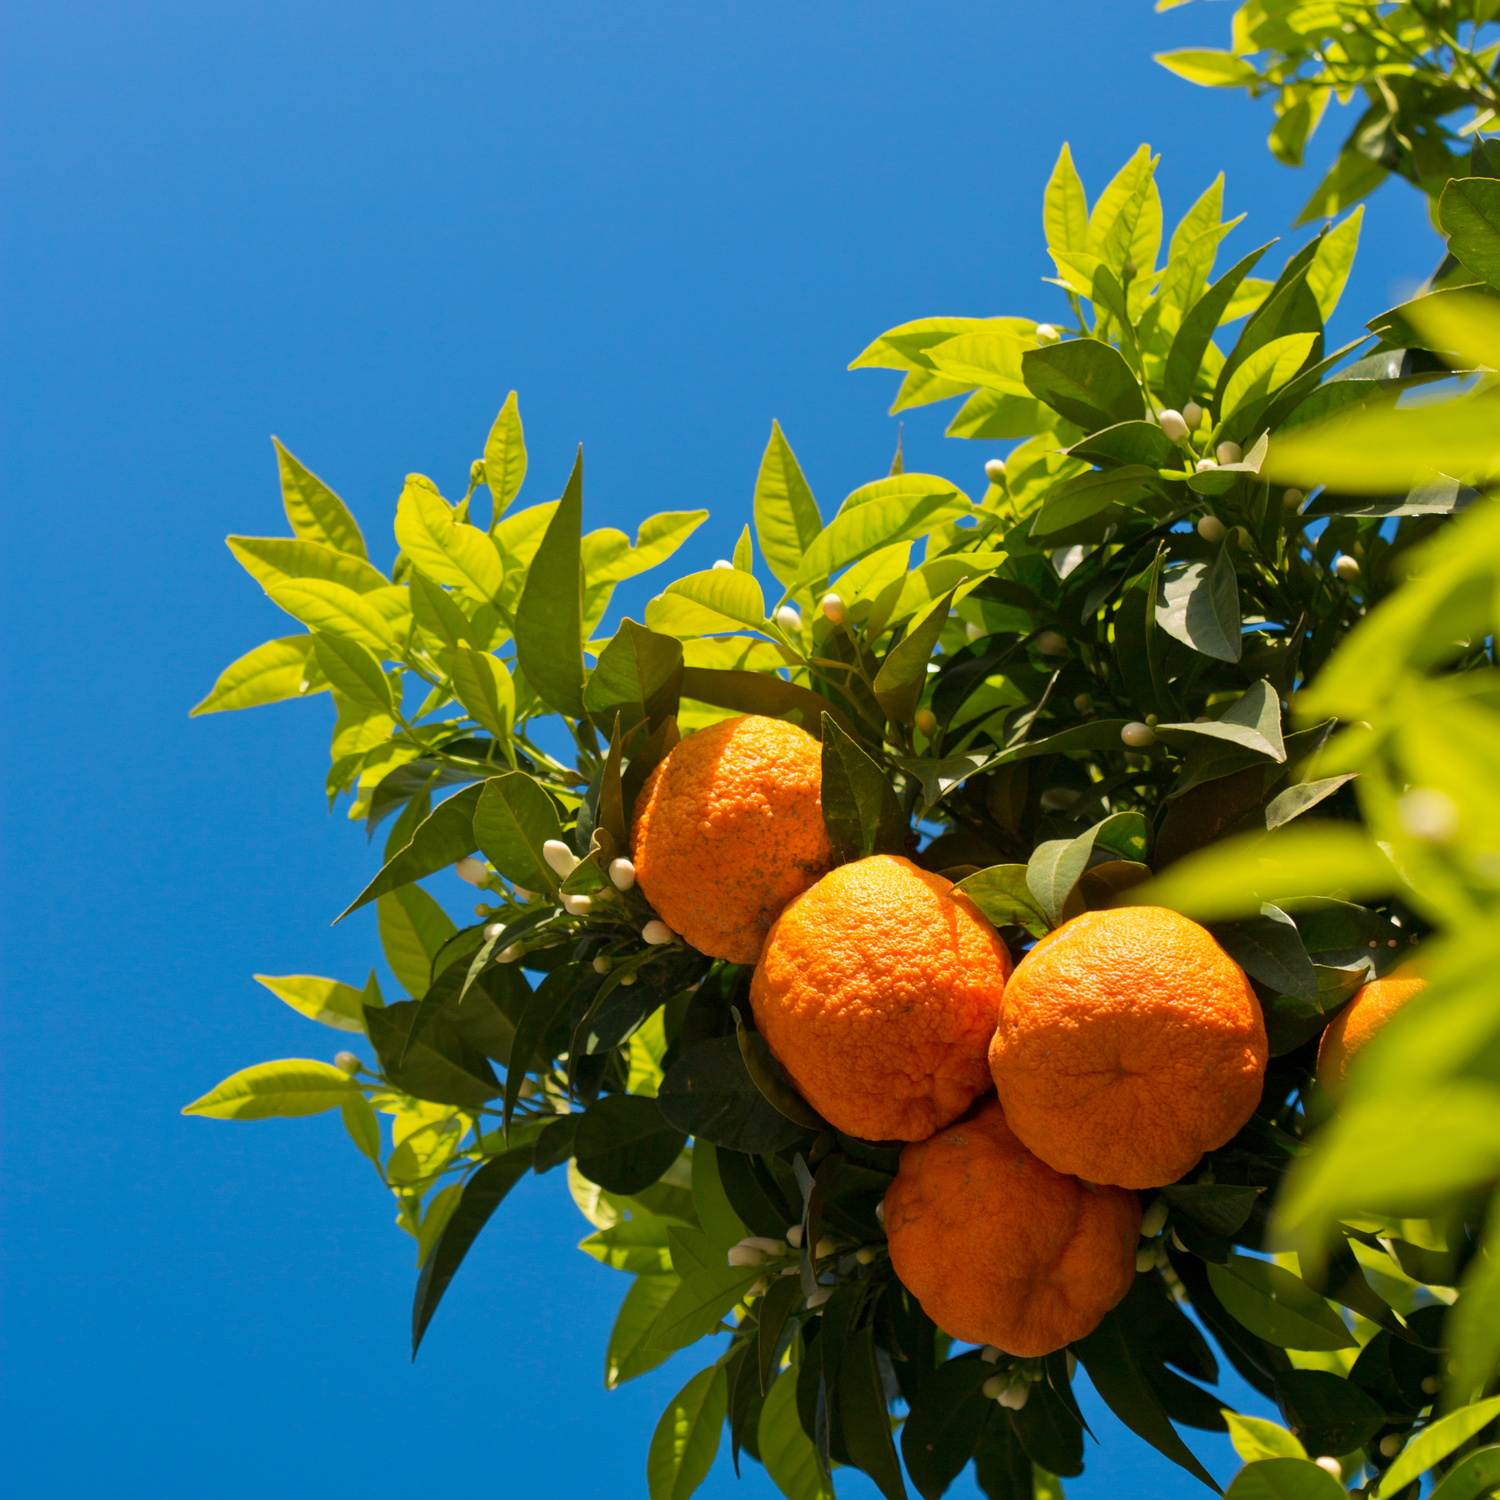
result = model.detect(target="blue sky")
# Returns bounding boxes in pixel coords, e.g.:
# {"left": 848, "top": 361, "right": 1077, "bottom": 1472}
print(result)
{"left": 1, "top": 3, "right": 1439, "bottom": 1496}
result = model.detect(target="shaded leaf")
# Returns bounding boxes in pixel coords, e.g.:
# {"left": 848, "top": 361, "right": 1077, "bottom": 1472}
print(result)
{"left": 515, "top": 448, "right": 585, "bottom": 716}
{"left": 574, "top": 1093, "right": 686, "bottom": 1196}
{"left": 658, "top": 1036, "right": 813, "bottom": 1153}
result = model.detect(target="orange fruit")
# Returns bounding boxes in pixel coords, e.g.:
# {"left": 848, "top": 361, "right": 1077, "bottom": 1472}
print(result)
{"left": 631, "top": 714, "right": 831, "bottom": 965}
{"left": 988, "top": 906, "right": 1267, "bottom": 1189}
{"left": 1316, "top": 964, "right": 1426, "bottom": 1099}
{"left": 884, "top": 1096, "right": 1140, "bottom": 1356}
{"left": 749, "top": 854, "right": 1011, "bottom": 1142}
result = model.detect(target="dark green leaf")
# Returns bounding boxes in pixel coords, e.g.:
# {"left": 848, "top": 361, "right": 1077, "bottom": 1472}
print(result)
{"left": 1263, "top": 963, "right": 1366, "bottom": 1056}
{"left": 1029, "top": 465, "right": 1162, "bottom": 541}
{"left": 1440, "top": 177, "right": 1500, "bottom": 290}
{"left": 1156, "top": 548, "right": 1241, "bottom": 662}
{"left": 365, "top": 1000, "right": 500, "bottom": 1111}
{"left": 1026, "top": 811, "right": 1147, "bottom": 926}
{"left": 1156, "top": 679, "right": 1286, "bottom": 762}
{"left": 679, "top": 667, "right": 854, "bottom": 741}
{"left": 1009, "top": 1366, "right": 1086, "bottom": 1476}
{"left": 584, "top": 618, "right": 683, "bottom": 737}
{"left": 502, "top": 963, "right": 584, "bottom": 1131}
{"left": 648, "top": 1263, "right": 764, "bottom": 1354}
{"left": 729, "top": 1340, "right": 766, "bottom": 1473}
{"left": 1023, "top": 338, "right": 1145, "bottom": 432}
{"left": 339, "top": 783, "right": 486, "bottom": 919}
{"left": 1161, "top": 1184, "right": 1264, "bottom": 1237}
{"left": 1072, "top": 1309, "right": 1221, "bottom": 1491}
{"left": 900, "top": 1354, "right": 993, "bottom": 1500}
{"left": 1427, "top": 1444, "right": 1500, "bottom": 1500}
{"left": 838, "top": 1324, "right": 907, "bottom": 1500}
{"left": 1274, "top": 1369, "right": 1383, "bottom": 1458}
{"left": 1165, "top": 242, "right": 1275, "bottom": 410}
{"left": 1206, "top": 1256, "right": 1357, "bottom": 1352}
{"left": 737, "top": 1019, "right": 827, "bottom": 1130}
{"left": 873, "top": 590, "right": 955, "bottom": 726}
{"left": 472, "top": 770, "right": 565, "bottom": 893}
{"left": 757, "top": 1276, "right": 803, "bottom": 1396}
{"left": 658, "top": 1036, "right": 814, "bottom": 1152}
{"left": 574, "top": 1093, "right": 686, "bottom": 1195}
{"left": 1209, "top": 905, "right": 1316, "bottom": 1000}
{"left": 1068, "top": 420, "right": 1179, "bottom": 470}
{"left": 954, "top": 864, "right": 1049, "bottom": 939}
{"left": 820, "top": 713, "right": 906, "bottom": 859}
{"left": 412, "top": 1146, "right": 534, "bottom": 1355}
{"left": 515, "top": 447, "right": 585, "bottom": 716}
{"left": 973, "top": 1407, "right": 1035, "bottom": 1500}
{"left": 718, "top": 1151, "right": 798, "bottom": 1241}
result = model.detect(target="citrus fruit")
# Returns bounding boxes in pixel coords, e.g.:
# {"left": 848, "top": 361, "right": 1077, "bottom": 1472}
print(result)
{"left": 884, "top": 1096, "right": 1140, "bottom": 1356}
{"left": 749, "top": 854, "right": 1011, "bottom": 1141}
{"left": 1316, "top": 963, "right": 1426, "bottom": 1099}
{"left": 988, "top": 906, "right": 1267, "bottom": 1189}
{"left": 630, "top": 714, "right": 831, "bottom": 965}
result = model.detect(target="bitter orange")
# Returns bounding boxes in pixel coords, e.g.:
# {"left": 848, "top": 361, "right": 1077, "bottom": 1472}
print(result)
{"left": 1316, "top": 963, "right": 1426, "bottom": 1099}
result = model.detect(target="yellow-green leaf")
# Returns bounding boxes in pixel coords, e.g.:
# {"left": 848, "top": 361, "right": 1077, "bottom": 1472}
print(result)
{"left": 484, "top": 391, "right": 527, "bottom": 517}
{"left": 647, "top": 1364, "right": 727, "bottom": 1500}
{"left": 227, "top": 535, "right": 388, "bottom": 595}
{"left": 189, "top": 636, "right": 328, "bottom": 716}
{"left": 754, "top": 421, "right": 823, "bottom": 589}
{"left": 254, "top": 974, "right": 367, "bottom": 1033}
{"left": 273, "top": 436, "right": 367, "bottom": 559}
{"left": 395, "top": 476, "right": 504, "bottom": 605}
{"left": 449, "top": 648, "right": 516, "bottom": 743}
{"left": 1155, "top": 49, "right": 1260, "bottom": 86}
{"left": 182, "top": 1059, "right": 357, "bottom": 1119}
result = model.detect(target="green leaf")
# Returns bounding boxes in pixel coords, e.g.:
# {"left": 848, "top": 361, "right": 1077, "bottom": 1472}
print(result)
{"left": 339, "top": 783, "right": 486, "bottom": 919}
{"left": 583, "top": 512, "right": 711, "bottom": 634}
{"left": 1221, "top": 333, "right": 1319, "bottom": 425}
{"left": 1264, "top": 776, "right": 1353, "bottom": 831}
{"left": 1155, "top": 49, "right": 1259, "bottom": 86}
{"left": 606, "top": 1273, "right": 680, "bottom": 1388}
{"left": 272, "top": 436, "right": 367, "bottom": 559}
{"left": 1156, "top": 680, "right": 1285, "bottom": 762}
{"left": 394, "top": 476, "right": 503, "bottom": 606}
{"left": 789, "top": 487, "right": 973, "bottom": 595}
{"left": 873, "top": 589, "right": 954, "bottom": 725}
{"left": 1162, "top": 1184, "right": 1263, "bottom": 1238}
{"left": 182, "top": 1059, "right": 356, "bottom": 1119}
{"left": 448, "top": 648, "right": 515, "bottom": 743}
{"left": 1086, "top": 144, "right": 1154, "bottom": 262}
{"left": 1275, "top": 1369, "right": 1383, "bottom": 1457}
{"left": 264, "top": 578, "right": 394, "bottom": 653}
{"left": 377, "top": 884, "right": 457, "bottom": 997}
{"left": 679, "top": 667, "right": 856, "bottom": 742}
{"left": 1154, "top": 547, "right": 1241, "bottom": 663}
{"left": 226, "top": 535, "right": 388, "bottom": 595}
{"left": 580, "top": 1214, "right": 679, "bottom": 1275}
{"left": 574, "top": 1094, "right": 686, "bottom": 1196}
{"left": 1073, "top": 1309, "right": 1221, "bottom": 1491}
{"left": 584, "top": 619, "right": 684, "bottom": 737}
{"left": 736, "top": 1021, "right": 826, "bottom": 1131}
{"left": 1044, "top": 143, "right": 1088, "bottom": 254}
{"left": 1223, "top": 1458, "right": 1345, "bottom": 1500}
{"left": 1449, "top": 1196, "right": 1500, "bottom": 1404}
{"left": 472, "top": 771, "right": 564, "bottom": 894}
{"left": 1205, "top": 1256, "right": 1355, "bottom": 1351}
{"left": 1224, "top": 1412, "right": 1306, "bottom": 1464}
{"left": 819, "top": 713, "right": 906, "bottom": 861}
{"left": 1305, "top": 207, "right": 1362, "bottom": 320}
{"left": 366, "top": 999, "right": 501, "bottom": 1110}
{"left": 1428, "top": 1444, "right": 1500, "bottom": 1500}
{"left": 923, "top": 330, "right": 1031, "bottom": 397}
{"left": 340, "top": 1092, "right": 382, "bottom": 1163}
{"left": 311, "top": 632, "right": 395, "bottom": 714}
{"left": 658, "top": 1036, "right": 813, "bottom": 1153}
{"left": 1026, "top": 811, "right": 1147, "bottom": 927}
{"left": 483, "top": 391, "right": 527, "bottom": 516}
{"left": 648, "top": 1263, "right": 764, "bottom": 1353}
{"left": 255, "top": 973, "right": 368, "bottom": 1033}
{"left": 1210, "top": 906, "right": 1315, "bottom": 1001}
{"left": 901, "top": 1355, "right": 994, "bottom": 1500}
{"left": 1029, "top": 465, "right": 1161, "bottom": 540}
{"left": 648, "top": 1362, "right": 728, "bottom": 1500}
{"left": 1124, "top": 823, "right": 1394, "bottom": 922}
{"left": 760, "top": 1358, "right": 833, "bottom": 1500}
{"left": 945, "top": 389, "right": 1053, "bottom": 440}
{"left": 954, "top": 865, "right": 1049, "bottom": 939}
{"left": 690, "top": 1140, "right": 750, "bottom": 1251}
{"left": 1377, "top": 1397, "right": 1500, "bottom": 1497}
{"left": 1164, "top": 242, "right": 1275, "bottom": 410}
{"left": 1295, "top": 150, "right": 1388, "bottom": 227}
{"left": 409, "top": 571, "right": 483, "bottom": 652}
{"left": 839, "top": 1324, "right": 908, "bottom": 1500}
{"left": 1440, "top": 177, "right": 1500, "bottom": 290}
{"left": 412, "top": 1145, "right": 535, "bottom": 1355}
{"left": 1022, "top": 339, "right": 1144, "bottom": 432}
{"left": 755, "top": 421, "right": 824, "bottom": 588}
{"left": 189, "top": 636, "right": 329, "bottom": 715}
{"left": 662, "top": 568, "right": 769, "bottom": 632}
{"left": 515, "top": 448, "right": 586, "bottom": 717}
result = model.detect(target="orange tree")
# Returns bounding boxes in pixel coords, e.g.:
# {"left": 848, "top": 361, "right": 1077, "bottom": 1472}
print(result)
{"left": 183, "top": 45, "right": 1500, "bottom": 1500}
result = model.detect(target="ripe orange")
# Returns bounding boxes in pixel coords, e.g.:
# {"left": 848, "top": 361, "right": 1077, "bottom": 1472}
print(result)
{"left": 1316, "top": 964, "right": 1427, "bottom": 1099}
{"left": 884, "top": 1096, "right": 1140, "bottom": 1356}
{"left": 988, "top": 906, "right": 1267, "bottom": 1189}
{"left": 630, "top": 714, "right": 831, "bottom": 965}
{"left": 749, "top": 854, "right": 1011, "bottom": 1142}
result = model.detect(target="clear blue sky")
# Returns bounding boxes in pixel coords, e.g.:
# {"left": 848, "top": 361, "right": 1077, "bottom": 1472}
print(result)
{"left": 1, "top": 4, "right": 1436, "bottom": 1497}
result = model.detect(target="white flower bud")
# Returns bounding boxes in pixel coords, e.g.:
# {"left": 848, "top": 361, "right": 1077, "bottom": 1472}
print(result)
{"left": 642, "top": 919, "right": 675, "bottom": 945}
{"left": 984, "top": 457, "right": 1007, "bottom": 483}
{"left": 1035, "top": 323, "right": 1060, "bottom": 345}
{"left": 512, "top": 887, "right": 533, "bottom": 903}
{"left": 1140, "top": 1200, "right": 1168, "bottom": 1239}
{"left": 1314, "top": 1457, "right": 1342, "bottom": 1477}
{"left": 774, "top": 604, "right": 802, "bottom": 632}
{"left": 497, "top": 944, "right": 523, "bottom": 963}
{"left": 618, "top": 970, "right": 638, "bottom": 985}
{"left": 1136, "top": 1245, "right": 1158, "bottom": 1272}
{"left": 1283, "top": 488, "right": 1304, "bottom": 511}
{"left": 1197, "top": 516, "right": 1227, "bottom": 543}
{"left": 874, "top": 1201, "right": 885, "bottom": 1228}
{"left": 1073, "top": 693, "right": 1093, "bottom": 713}
{"left": 1196, "top": 458, "right": 1218, "bottom": 473}
{"left": 1216, "top": 441, "right": 1243, "bottom": 466}
{"left": 483, "top": 922, "right": 506, "bottom": 940}
{"left": 561, "top": 893, "right": 592, "bottom": 916}
{"left": 786, "top": 1225, "right": 804, "bottom": 1248}
{"left": 1158, "top": 409, "right": 1189, "bottom": 442}
{"left": 999, "top": 1383, "right": 1030, "bottom": 1410}
{"left": 1121, "top": 722, "right": 1156, "bottom": 748}
{"left": 1334, "top": 554, "right": 1360, "bottom": 581}
{"left": 608, "top": 857, "right": 636, "bottom": 891}
{"left": 1397, "top": 787, "right": 1459, "bottom": 844}
{"left": 713, "top": 559, "right": 734, "bottom": 570}
{"left": 1421, "top": 1375, "right": 1441, "bottom": 1395}
{"left": 914, "top": 708, "right": 938, "bottom": 737}
{"left": 965, "top": 621, "right": 984, "bottom": 643}
{"left": 1034, "top": 629, "right": 1067, "bottom": 656}
{"left": 805, "top": 1286, "right": 833, "bottom": 1310}
{"left": 980, "top": 1346, "right": 1002, "bottom": 1364}
{"left": 592, "top": 955, "right": 610, "bottom": 974}
{"left": 821, "top": 593, "right": 846, "bottom": 623}
{"left": 855, "top": 1247, "right": 877, "bottom": 1265}
{"left": 1183, "top": 401, "right": 1204, "bottom": 429}
{"left": 814, "top": 1235, "right": 837, "bottom": 1260}
{"left": 1379, "top": 1435, "right": 1403, "bottom": 1458}
{"left": 543, "top": 839, "right": 579, "bottom": 876}
{"left": 335, "top": 1051, "right": 362, "bottom": 1074}
{"left": 982, "top": 1375, "right": 1008, "bottom": 1400}
{"left": 455, "top": 856, "right": 489, "bottom": 886}
{"left": 728, "top": 1245, "right": 766, "bottom": 1267}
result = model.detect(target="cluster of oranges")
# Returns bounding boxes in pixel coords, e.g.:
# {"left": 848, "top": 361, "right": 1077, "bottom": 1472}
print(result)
{"left": 629, "top": 713, "right": 1424, "bottom": 1357}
